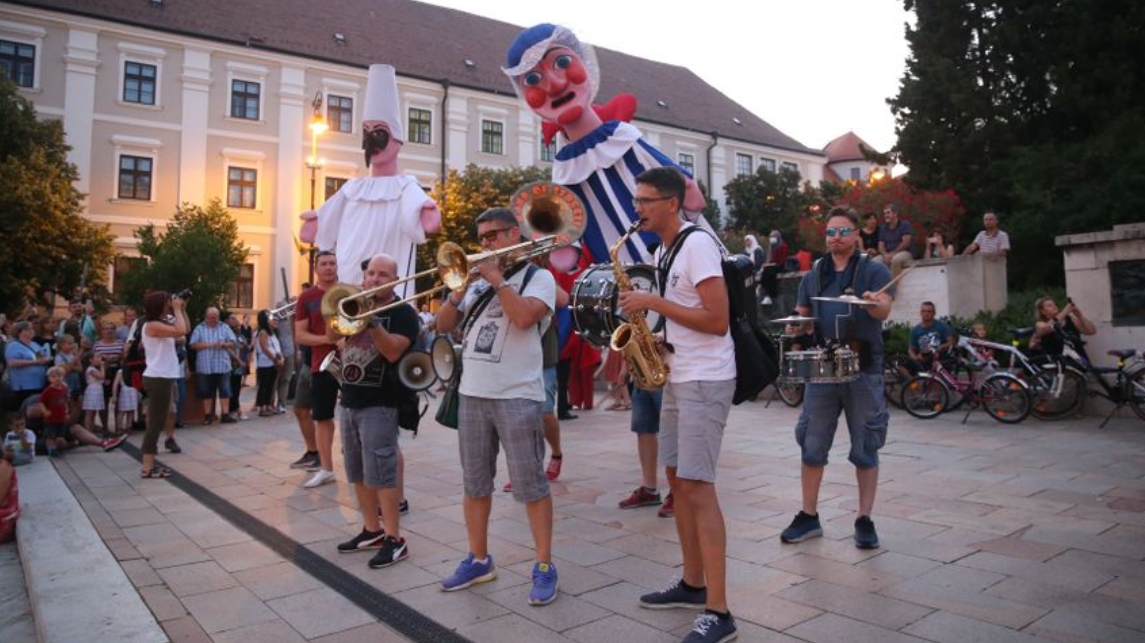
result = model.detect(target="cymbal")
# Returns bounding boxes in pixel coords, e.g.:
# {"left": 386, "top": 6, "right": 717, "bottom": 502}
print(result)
{"left": 812, "top": 295, "right": 877, "bottom": 307}
{"left": 769, "top": 315, "right": 817, "bottom": 324}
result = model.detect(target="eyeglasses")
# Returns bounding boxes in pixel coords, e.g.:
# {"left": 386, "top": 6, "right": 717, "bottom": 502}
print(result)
{"left": 632, "top": 196, "right": 673, "bottom": 208}
{"left": 477, "top": 227, "right": 514, "bottom": 243}
{"left": 825, "top": 227, "right": 854, "bottom": 238}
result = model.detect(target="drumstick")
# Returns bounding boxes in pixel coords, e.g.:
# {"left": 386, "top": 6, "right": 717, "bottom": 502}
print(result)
{"left": 873, "top": 266, "right": 912, "bottom": 297}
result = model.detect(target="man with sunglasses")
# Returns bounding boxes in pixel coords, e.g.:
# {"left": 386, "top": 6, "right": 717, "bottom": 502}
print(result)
{"left": 434, "top": 207, "right": 559, "bottom": 606}
{"left": 781, "top": 207, "right": 894, "bottom": 550}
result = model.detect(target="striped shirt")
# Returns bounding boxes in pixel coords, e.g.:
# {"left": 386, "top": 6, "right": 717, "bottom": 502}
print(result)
{"left": 972, "top": 229, "right": 1010, "bottom": 255}
{"left": 92, "top": 340, "right": 125, "bottom": 366}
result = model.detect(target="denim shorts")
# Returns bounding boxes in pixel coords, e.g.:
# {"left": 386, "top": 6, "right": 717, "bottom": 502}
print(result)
{"left": 542, "top": 366, "right": 557, "bottom": 415}
{"left": 340, "top": 405, "right": 400, "bottom": 488}
{"left": 794, "top": 372, "right": 888, "bottom": 469}
{"left": 658, "top": 379, "right": 735, "bottom": 482}
{"left": 195, "top": 372, "right": 230, "bottom": 400}
{"left": 630, "top": 387, "right": 663, "bottom": 434}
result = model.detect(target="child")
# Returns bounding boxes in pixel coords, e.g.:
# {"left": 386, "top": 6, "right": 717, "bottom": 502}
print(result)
{"left": 109, "top": 368, "right": 139, "bottom": 435}
{"left": 55, "top": 334, "right": 84, "bottom": 413}
{"left": 40, "top": 366, "right": 70, "bottom": 457}
{"left": 82, "top": 351, "right": 106, "bottom": 434}
{"left": 598, "top": 348, "right": 632, "bottom": 411}
{"left": 3, "top": 418, "right": 36, "bottom": 466}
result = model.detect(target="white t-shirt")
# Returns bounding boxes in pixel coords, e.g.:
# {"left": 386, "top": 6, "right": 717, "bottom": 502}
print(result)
{"left": 313, "top": 175, "right": 429, "bottom": 294}
{"left": 142, "top": 322, "right": 181, "bottom": 379}
{"left": 973, "top": 229, "right": 1010, "bottom": 255}
{"left": 3, "top": 429, "right": 35, "bottom": 459}
{"left": 656, "top": 224, "right": 736, "bottom": 383}
{"left": 458, "top": 267, "right": 556, "bottom": 402}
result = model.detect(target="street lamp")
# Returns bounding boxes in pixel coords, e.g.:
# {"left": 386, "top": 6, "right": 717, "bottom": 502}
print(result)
{"left": 305, "top": 92, "right": 327, "bottom": 281}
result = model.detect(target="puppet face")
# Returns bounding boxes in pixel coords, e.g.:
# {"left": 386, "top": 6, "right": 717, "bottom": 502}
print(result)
{"left": 519, "top": 47, "right": 591, "bottom": 126}
{"left": 363, "top": 121, "right": 401, "bottom": 167}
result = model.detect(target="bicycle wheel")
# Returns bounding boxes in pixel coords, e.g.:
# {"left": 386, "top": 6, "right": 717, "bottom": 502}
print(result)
{"left": 901, "top": 375, "right": 949, "bottom": 419}
{"left": 1028, "top": 365, "right": 1086, "bottom": 420}
{"left": 1130, "top": 368, "right": 1145, "bottom": 421}
{"left": 981, "top": 373, "right": 1032, "bottom": 424}
{"left": 884, "top": 362, "right": 905, "bottom": 409}
{"left": 776, "top": 380, "right": 805, "bottom": 407}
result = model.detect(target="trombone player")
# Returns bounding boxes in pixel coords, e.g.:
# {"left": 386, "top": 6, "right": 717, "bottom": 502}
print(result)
{"left": 328, "top": 253, "right": 420, "bottom": 568}
{"left": 434, "top": 207, "right": 560, "bottom": 606}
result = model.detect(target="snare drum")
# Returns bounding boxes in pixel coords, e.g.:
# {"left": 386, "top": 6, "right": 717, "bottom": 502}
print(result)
{"left": 780, "top": 348, "right": 860, "bottom": 383}
{"left": 571, "top": 264, "right": 663, "bottom": 348}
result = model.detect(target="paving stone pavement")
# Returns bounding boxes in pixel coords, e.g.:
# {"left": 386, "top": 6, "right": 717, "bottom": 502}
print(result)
{"left": 50, "top": 390, "right": 1145, "bottom": 643}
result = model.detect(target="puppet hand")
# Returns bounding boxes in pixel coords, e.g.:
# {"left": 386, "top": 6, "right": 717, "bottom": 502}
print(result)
{"left": 420, "top": 200, "right": 442, "bottom": 234}
{"left": 299, "top": 210, "right": 318, "bottom": 244}
{"left": 683, "top": 177, "right": 706, "bottom": 212}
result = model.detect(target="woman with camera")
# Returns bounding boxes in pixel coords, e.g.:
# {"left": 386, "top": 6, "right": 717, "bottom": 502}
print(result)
{"left": 139, "top": 291, "right": 190, "bottom": 478}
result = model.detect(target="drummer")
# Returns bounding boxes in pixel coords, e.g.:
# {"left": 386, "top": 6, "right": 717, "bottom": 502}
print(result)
{"left": 780, "top": 206, "right": 894, "bottom": 551}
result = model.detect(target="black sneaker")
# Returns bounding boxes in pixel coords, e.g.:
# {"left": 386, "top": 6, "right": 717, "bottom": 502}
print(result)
{"left": 780, "top": 511, "right": 823, "bottom": 543}
{"left": 854, "top": 515, "right": 880, "bottom": 549}
{"left": 165, "top": 437, "right": 182, "bottom": 454}
{"left": 337, "top": 529, "right": 384, "bottom": 553}
{"left": 639, "top": 579, "right": 707, "bottom": 610}
{"left": 367, "top": 536, "right": 409, "bottom": 569}
{"left": 682, "top": 612, "right": 738, "bottom": 643}
{"left": 289, "top": 451, "right": 319, "bottom": 469}
{"left": 220, "top": 414, "right": 238, "bottom": 424}
{"left": 399, "top": 499, "right": 409, "bottom": 515}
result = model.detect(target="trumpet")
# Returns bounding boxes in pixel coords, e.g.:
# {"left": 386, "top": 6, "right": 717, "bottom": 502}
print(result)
{"left": 324, "top": 182, "right": 586, "bottom": 335}
{"left": 269, "top": 300, "right": 296, "bottom": 320}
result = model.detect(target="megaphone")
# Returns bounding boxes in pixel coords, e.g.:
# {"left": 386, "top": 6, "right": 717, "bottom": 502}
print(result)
{"left": 319, "top": 351, "right": 342, "bottom": 386}
{"left": 397, "top": 351, "right": 436, "bottom": 391}
{"left": 431, "top": 336, "right": 462, "bottom": 382}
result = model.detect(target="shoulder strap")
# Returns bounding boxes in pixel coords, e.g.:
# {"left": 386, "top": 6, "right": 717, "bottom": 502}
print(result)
{"left": 657, "top": 226, "right": 705, "bottom": 296}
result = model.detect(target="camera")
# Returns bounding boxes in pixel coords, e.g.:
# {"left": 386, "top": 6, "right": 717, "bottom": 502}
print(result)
{"left": 174, "top": 288, "right": 192, "bottom": 300}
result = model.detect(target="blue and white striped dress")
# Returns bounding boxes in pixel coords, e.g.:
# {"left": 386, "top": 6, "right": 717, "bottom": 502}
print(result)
{"left": 553, "top": 121, "right": 696, "bottom": 265}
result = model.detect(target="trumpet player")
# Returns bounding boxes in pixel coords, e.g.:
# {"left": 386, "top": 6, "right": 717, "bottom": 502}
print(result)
{"left": 434, "top": 207, "right": 560, "bottom": 606}
{"left": 329, "top": 253, "right": 419, "bottom": 568}
{"left": 617, "top": 168, "right": 737, "bottom": 642}
{"left": 295, "top": 250, "right": 341, "bottom": 488}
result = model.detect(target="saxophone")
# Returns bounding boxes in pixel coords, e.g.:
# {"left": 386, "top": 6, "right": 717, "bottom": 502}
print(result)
{"left": 610, "top": 221, "right": 669, "bottom": 390}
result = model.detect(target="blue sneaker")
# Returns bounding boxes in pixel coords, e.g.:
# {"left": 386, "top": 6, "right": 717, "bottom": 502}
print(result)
{"left": 441, "top": 553, "right": 496, "bottom": 591}
{"left": 527, "top": 561, "right": 559, "bottom": 606}
{"left": 682, "top": 612, "right": 737, "bottom": 643}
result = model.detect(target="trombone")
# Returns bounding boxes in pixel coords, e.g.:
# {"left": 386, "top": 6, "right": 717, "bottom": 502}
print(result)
{"left": 324, "top": 182, "right": 586, "bottom": 335}
{"left": 269, "top": 300, "right": 296, "bottom": 321}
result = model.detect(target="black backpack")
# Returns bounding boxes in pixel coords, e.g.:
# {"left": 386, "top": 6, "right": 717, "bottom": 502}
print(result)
{"left": 660, "top": 227, "right": 780, "bottom": 404}
{"left": 121, "top": 323, "right": 146, "bottom": 390}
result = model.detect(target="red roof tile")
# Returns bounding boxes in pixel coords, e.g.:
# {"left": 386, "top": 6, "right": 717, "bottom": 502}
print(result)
{"left": 823, "top": 131, "right": 877, "bottom": 163}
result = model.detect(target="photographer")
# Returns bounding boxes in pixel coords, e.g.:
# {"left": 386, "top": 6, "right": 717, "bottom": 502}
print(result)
{"left": 924, "top": 231, "right": 955, "bottom": 259}
{"left": 140, "top": 290, "right": 190, "bottom": 478}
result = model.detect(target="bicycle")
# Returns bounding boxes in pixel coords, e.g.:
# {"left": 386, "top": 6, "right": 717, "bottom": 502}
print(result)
{"left": 1063, "top": 347, "right": 1145, "bottom": 427}
{"left": 900, "top": 337, "right": 1033, "bottom": 424}
{"left": 961, "top": 328, "right": 1087, "bottom": 421}
{"left": 883, "top": 355, "right": 908, "bottom": 409}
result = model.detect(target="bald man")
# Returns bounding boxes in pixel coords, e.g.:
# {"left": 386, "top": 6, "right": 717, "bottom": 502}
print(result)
{"left": 330, "top": 254, "right": 420, "bottom": 569}
{"left": 189, "top": 306, "right": 238, "bottom": 424}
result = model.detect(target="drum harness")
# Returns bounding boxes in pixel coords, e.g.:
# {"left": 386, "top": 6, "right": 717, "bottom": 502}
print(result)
{"left": 808, "top": 252, "right": 873, "bottom": 370}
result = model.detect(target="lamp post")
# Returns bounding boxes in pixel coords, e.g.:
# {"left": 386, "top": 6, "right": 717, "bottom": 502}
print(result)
{"left": 305, "top": 92, "right": 327, "bottom": 282}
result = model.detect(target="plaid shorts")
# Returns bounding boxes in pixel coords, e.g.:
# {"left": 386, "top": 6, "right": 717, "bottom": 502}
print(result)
{"left": 457, "top": 395, "right": 548, "bottom": 503}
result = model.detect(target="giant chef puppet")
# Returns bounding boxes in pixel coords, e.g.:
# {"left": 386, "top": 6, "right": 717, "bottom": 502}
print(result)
{"left": 300, "top": 64, "right": 440, "bottom": 294}
{"left": 502, "top": 24, "right": 716, "bottom": 266}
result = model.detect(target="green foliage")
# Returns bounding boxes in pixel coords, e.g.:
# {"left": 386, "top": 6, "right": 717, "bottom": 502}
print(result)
{"left": 421, "top": 164, "right": 550, "bottom": 292}
{"left": 117, "top": 199, "right": 249, "bottom": 321}
{"left": 891, "top": 0, "right": 1145, "bottom": 289}
{"left": 0, "top": 76, "right": 115, "bottom": 314}
{"left": 822, "top": 177, "right": 966, "bottom": 254}
{"left": 723, "top": 167, "right": 809, "bottom": 244}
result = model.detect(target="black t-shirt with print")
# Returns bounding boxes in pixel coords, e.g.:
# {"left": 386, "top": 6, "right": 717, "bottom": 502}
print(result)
{"left": 339, "top": 302, "right": 420, "bottom": 409}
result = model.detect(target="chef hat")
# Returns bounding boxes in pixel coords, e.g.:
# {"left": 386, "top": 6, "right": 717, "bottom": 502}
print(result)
{"left": 362, "top": 64, "right": 404, "bottom": 142}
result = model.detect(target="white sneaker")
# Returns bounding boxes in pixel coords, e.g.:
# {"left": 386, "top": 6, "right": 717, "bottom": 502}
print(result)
{"left": 303, "top": 469, "right": 335, "bottom": 488}
{"left": 761, "top": 296, "right": 773, "bottom": 306}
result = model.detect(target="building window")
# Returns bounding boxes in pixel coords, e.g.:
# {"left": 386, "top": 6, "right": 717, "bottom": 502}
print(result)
{"left": 677, "top": 153, "right": 695, "bottom": 175}
{"left": 540, "top": 136, "right": 556, "bottom": 162}
{"left": 481, "top": 120, "right": 503, "bottom": 155}
{"left": 780, "top": 161, "right": 799, "bottom": 175}
{"left": 408, "top": 107, "right": 432, "bottom": 145}
{"left": 230, "top": 80, "right": 260, "bottom": 120}
{"left": 227, "top": 263, "right": 254, "bottom": 310}
{"left": 325, "top": 176, "right": 348, "bottom": 200}
{"left": 759, "top": 157, "right": 776, "bottom": 173}
{"left": 0, "top": 40, "right": 35, "bottom": 88}
{"left": 850, "top": 167, "right": 861, "bottom": 181}
{"left": 123, "top": 61, "right": 157, "bottom": 105}
{"left": 735, "top": 153, "right": 753, "bottom": 178}
{"left": 227, "top": 167, "right": 257, "bottom": 208}
{"left": 118, "top": 155, "right": 153, "bottom": 200}
{"left": 327, "top": 95, "right": 352, "bottom": 133}
{"left": 112, "top": 257, "right": 146, "bottom": 295}
{"left": 1110, "top": 260, "right": 1145, "bottom": 327}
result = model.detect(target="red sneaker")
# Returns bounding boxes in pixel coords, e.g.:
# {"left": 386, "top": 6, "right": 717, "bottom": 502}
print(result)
{"left": 658, "top": 493, "right": 675, "bottom": 518}
{"left": 545, "top": 455, "right": 563, "bottom": 481}
{"left": 619, "top": 487, "right": 662, "bottom": 509}
{"left": 503, "top": 481, "right": 513, "bottom": 493}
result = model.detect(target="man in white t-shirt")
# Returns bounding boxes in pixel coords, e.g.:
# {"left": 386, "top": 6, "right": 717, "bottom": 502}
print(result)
{"left": 963, "top": 212, "right": 1010, "bottom": 257}
{"left": 434, "top": 207, "right": 559, "bottom": 607}
{"left": 618, "top": 167, "right": 738, "bottom": 643}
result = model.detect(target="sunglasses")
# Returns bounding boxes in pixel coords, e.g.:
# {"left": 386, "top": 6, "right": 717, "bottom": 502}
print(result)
{"left": 477, "top": 227, "right": 514, "bottom": 243}
{"left": 825, "top": 227, "right": 854, "bottom": 238}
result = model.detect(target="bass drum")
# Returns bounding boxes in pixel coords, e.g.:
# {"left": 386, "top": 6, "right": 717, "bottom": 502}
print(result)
{"left": 571, "top": 264, "right": 663, "bottom": 348}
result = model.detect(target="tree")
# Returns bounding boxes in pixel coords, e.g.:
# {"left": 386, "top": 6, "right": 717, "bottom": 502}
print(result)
{"left": 0, "top": 76, "right": 115, "bottom": 314}
{"left": 890, "top": 0, "right": 1145, "bottom": 289}
{"left": 420, "top": 164, "right": 551, "bottom": 293}
{"left": 117, "top": 199, "right": 249, "bottom": 322}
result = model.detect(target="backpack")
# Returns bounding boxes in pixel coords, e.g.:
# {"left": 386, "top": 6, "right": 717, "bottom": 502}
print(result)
{"left": 121, "top": 323, "right": 145, "bottom": 390}
{"left": 660, "top": 227, "right": 780, "bottom": 404}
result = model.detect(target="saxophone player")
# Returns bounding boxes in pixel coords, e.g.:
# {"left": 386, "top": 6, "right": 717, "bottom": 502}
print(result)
{"left": 617, "top": 167, "right": 738, "bottom": 643}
